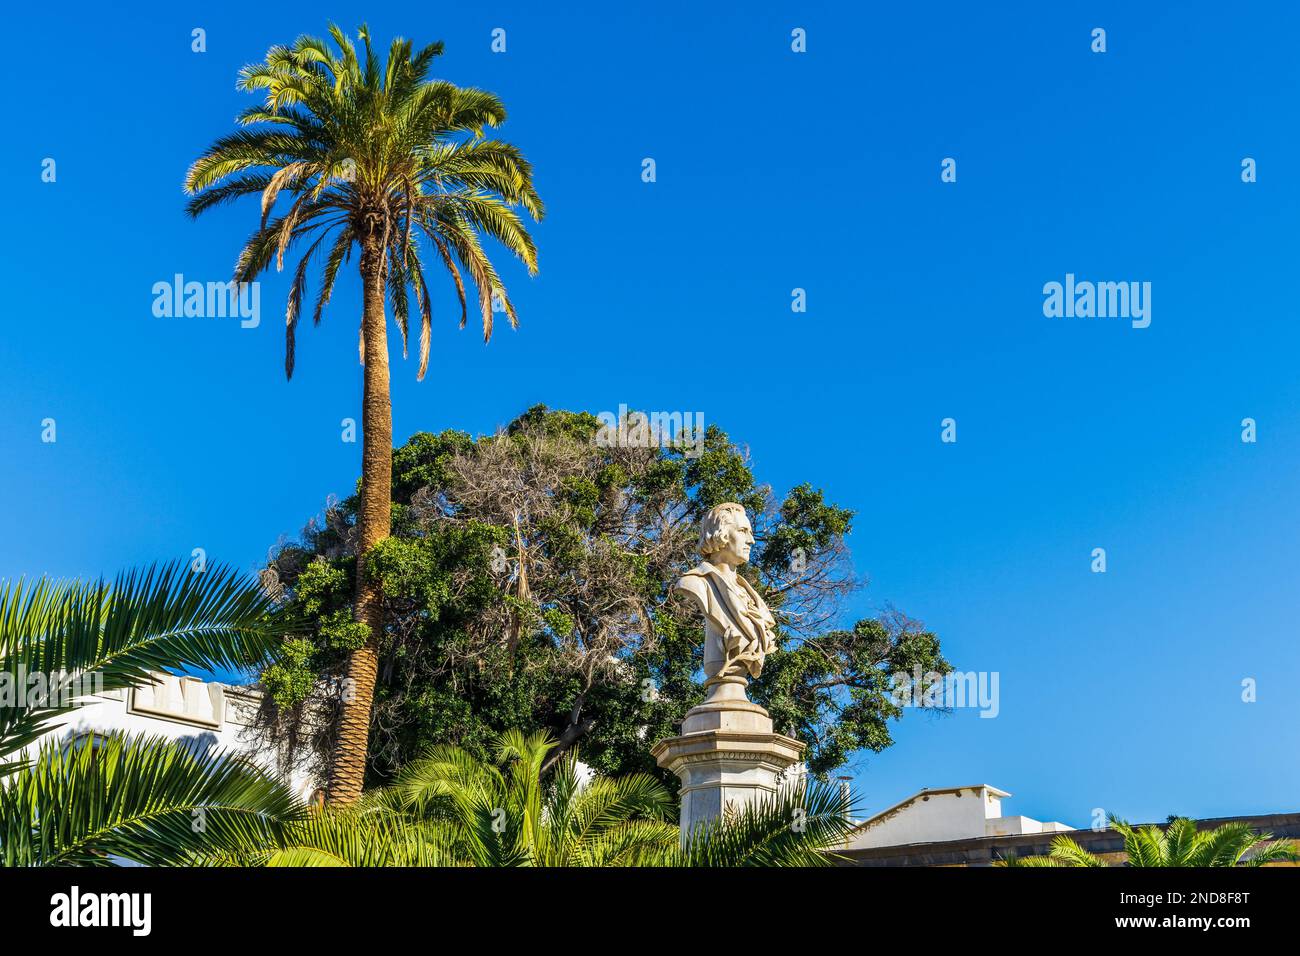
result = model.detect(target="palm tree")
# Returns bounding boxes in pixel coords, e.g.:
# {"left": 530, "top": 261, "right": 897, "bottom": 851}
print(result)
{"left": 999, "top": 815, "right": 1299, "bottom": 867}
{"left": 239, "top": 730, "right": 858, "bottom": 867}
{"left": 391, "top": 729, "right": 681, "bottom": 866}
{"left": 0, "top": 562, "right": 306, "bottom": 865}
{"left": 184, "top": 24, "right": 544, "bottom": 805}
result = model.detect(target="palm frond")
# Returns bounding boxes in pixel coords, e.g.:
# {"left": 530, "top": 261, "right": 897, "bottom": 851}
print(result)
{"left": 1046, "top": 834, "right": 1108, "bottom": 867}
{"left": 242, "top": 807, "right": 461, "bottom": 867}
{"left": 187, "top": 23, "right": 544, "bottom": 379}
{"left": 668, "top": 781, "right": 857, "bottom": 867}
{"left": 995, "top": 853, "right": 1062, "bottom": 867}
{"left": 1, "top": 733, "right": 303, "bottom": 867}
{"left": 0, "top": 562, "right": 298, "bottom": 768}
{"left": 1240, "top": 838, "right": 1299, "bottom": 866}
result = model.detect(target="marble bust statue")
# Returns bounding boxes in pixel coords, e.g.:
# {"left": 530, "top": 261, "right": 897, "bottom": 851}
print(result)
{"left": 656, "top": 503, "right": 804, "bottom": 834}
{"left": 673, "top": 503, "right": 777, "bottom": 690}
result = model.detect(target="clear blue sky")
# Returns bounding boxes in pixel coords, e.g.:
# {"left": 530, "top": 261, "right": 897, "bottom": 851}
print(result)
{"left": 3, "top": 1, "right": 1298, "bottom": 828}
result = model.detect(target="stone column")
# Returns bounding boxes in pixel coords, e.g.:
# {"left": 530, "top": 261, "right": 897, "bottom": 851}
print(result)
{"left": 652, "top": 677, "right": 805, "bottom": 838}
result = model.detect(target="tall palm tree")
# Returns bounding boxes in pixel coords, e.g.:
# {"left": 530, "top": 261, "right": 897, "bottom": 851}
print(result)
{"left": 0, "top": 562, "right": 306, "bottom": 865}
{"left": 237, "top": 730, "right": 859, "bottom": 867}
{"left": 184, "top": 24, "right": 543, "bottom": 804}
{"left": 999, "top": 815, "right": 1299, "bottom": 867}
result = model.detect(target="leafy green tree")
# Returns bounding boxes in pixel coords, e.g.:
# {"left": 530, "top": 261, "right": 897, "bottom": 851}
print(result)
{"left": 185, "top": 23, "right": 543, "bottom": 805}
{"left": 1000, "top": 815, "right": 1299, "bottom": 867}
{"left": 259, "top": 406, "right": 950, "bottom": 788}
{"left": 0, "top": 563, "right": 305, "bottom": 866}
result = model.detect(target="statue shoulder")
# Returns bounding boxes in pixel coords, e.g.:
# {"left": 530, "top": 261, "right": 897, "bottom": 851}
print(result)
{"left": 673, "top": 568, "right": 712, "bottom": 605}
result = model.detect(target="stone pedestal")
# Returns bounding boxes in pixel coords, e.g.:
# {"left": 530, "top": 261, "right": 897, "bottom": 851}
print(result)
{"left": 652, "top": 677, "right": 805, "bottom": 838}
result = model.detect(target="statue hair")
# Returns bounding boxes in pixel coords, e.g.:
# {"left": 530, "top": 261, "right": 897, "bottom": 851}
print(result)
{"left": 699, "top": 503, "right": 749, "bottom": 557}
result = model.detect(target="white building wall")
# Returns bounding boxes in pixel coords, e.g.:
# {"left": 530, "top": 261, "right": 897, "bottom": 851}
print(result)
{"left": 19, "top": 673, "right": 320, "bottom": 802}
{"left": 845, "top": 784, "right": 1073, "bottom": 849}
{"left": 849, "top": 786, "right": 997, "bottom": 848}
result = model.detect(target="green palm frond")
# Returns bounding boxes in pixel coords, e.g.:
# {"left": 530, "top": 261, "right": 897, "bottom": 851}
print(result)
{"left": 1161, "top": 816, "right": 1200, "bottom": 865}
{"left": 1187, "top": 820, "right": 1267, "bottom": 867}
{"left": 577, "top": 819, "right": 680, "bottom": 867}
{"left": 381, "top": 739, "right": 526, "bottom": 866}
{"left": 387, "top": 742, "right": 504, "bottom": 816}
{"left": 230, "top": 727, "right": 865, "bottom": 868}
{"left": 1001, "top": 816, "right": 1300, "bottom": 869}
{"left": 0, "top": 562, "right": 297, "bottom": 771}
{"left": 995, "top": 833, "right": 1107, "bottom": 867}
{"left": 995, "top": 852, "right": 1063, "bottom": 867}
{"left": 233, "top": 806, "right": 461, "bottom": 867}
{"left": 186, "top": 23, "right": 543, "bottom": 380}
{"left": 1047, "top": 833, "right": 1109, "bottom": 867}
{"left": 1238, "top": 837, "right": 1299, "bottom": 866}
{"left": 1, "top": 733, "right": 303, "bottom": 867}
{"left": 345, "top": 730, "right": 676, "bottom": 867}
{"left": 665, "top": 781, "right": 857, "bottom": 868}
{"left": 533, "top": 754, "right": 673, "bottom": 866}
{"left": 1110, "top": 817, "right": 1167, "bottom": 868}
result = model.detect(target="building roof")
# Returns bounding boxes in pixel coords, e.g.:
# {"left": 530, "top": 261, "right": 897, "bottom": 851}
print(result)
{"left": 850, "top": 784, "right": 1011, "bottom": 833}
{"left": 836, "top": 812, "right": 1300, "bottom": 867}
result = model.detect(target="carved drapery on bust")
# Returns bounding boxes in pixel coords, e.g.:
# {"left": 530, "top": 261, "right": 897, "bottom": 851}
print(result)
{"left": 673, "top": 503, "right": 777, "bottom": 685}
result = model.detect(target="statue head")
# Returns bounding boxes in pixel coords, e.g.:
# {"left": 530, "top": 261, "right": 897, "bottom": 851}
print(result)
{"left": 698, "top": 503, "right": 754, "bottom": 567}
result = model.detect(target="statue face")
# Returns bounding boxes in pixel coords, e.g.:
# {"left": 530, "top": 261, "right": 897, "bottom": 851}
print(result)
{"left": 716, "top": 512, "right": 754, "bottom": 566}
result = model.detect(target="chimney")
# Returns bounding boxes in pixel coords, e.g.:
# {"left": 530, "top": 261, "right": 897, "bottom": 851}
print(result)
{"left": 836, "top": 776, "right": 853, "bottom": 819}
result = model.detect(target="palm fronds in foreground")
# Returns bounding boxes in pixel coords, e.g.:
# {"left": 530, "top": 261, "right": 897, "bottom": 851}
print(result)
{"left": 0, "top": 562, "right": 304, "bottom": 866}
{"left": 245, "top": 730, "right": 857, "bottom": 867}
{"left": 998, "top": 815, "right": 1298, "bottom": 867}
{"left": 0, "top": 561, "right": 292, "bottom": 776}
{"left": 1, "top": 733, "right": 302, "bottom": 866}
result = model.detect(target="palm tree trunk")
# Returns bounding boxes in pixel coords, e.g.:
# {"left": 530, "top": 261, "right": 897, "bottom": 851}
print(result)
{"left": 326, "top": 229, "right": 392, "bottom": 805}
